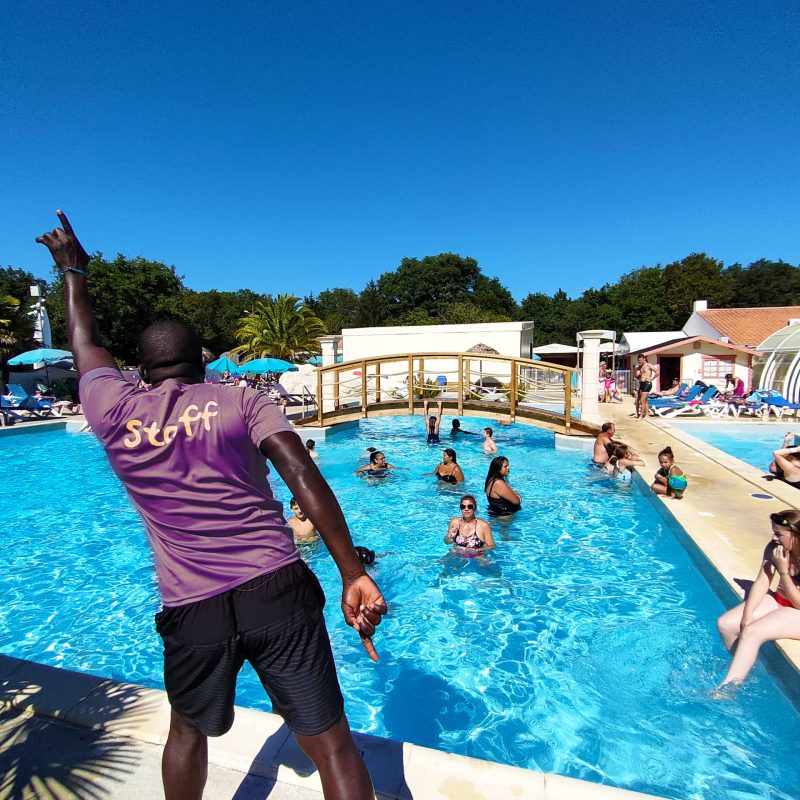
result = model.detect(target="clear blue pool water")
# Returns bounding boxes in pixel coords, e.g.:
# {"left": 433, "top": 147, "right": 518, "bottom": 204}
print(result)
{"left": 670, "top": 421, "right": 800, "bottom": 473}
{"left": 2, "top": 420, "right": 799, "bottom": 800}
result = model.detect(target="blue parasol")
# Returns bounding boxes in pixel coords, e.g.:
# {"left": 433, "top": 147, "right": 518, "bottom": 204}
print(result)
{"left": 235, "top": 358, "right": 299, "bottom": 375}
{"left": 8, "top": 348, "right": 74, "bottom": 387}
{"left": 206, "top": 355, "right": 238, "bottom": 373}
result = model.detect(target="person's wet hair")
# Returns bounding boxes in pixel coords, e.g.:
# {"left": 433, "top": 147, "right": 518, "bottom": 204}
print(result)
{"left": 601, "top": 422, "right": 614, "bottom": 433}
{"left": 485, "top": 456, "right": 508, "bottom": 491}
{"left": 369, "top": 451, "right": 384, "bottom": 464}
{"left": 355, "top": 545, "right": 376, "bottom": 566}
{"left": 451, "top": 419, "right": 461, "bottom": 428}
{"left": 443, "top": 447, "right": 457, "bottom": 462}
{"left": 484, "top": 427, "right": 493, "bottom": 436}
{"left": 306, "top": 440, "right": 316, "bottom": 449}
{"left": 138, "top": 320, "right": 203, "bottom": 376}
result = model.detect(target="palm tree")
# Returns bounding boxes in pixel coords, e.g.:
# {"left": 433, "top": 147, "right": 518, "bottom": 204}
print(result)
{"left": 232, "top": 295, "right": 326, "bottom": 362}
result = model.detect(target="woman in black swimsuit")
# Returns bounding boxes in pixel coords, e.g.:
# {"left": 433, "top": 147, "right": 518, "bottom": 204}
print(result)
{"left": 484, "top": 456, "right": 522, "bottom": 516}
{"left": 445, "top": 494, "right": 495, "bottom": 554}
{"left": 433, "top": 448, "right": 464, "bottom": 484}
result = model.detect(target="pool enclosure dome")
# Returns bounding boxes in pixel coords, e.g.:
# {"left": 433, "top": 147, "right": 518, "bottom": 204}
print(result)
{"left": 755, "top": 319, "right": 800, "bottom": 402}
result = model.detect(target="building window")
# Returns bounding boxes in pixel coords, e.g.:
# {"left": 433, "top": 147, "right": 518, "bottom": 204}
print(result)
{"left": 702, "top": 355, "right": 734, "bottom": 379}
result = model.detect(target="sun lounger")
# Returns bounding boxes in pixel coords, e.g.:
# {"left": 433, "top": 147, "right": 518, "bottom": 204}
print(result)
{"left": 762, "top": 395, "right": 800, "bottom": 420}
{"left": 648, "top": 386, "right": 719, "bottom": 418}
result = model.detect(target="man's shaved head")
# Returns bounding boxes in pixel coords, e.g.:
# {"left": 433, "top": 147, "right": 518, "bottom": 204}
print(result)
{"left": 138, "top": 320, "right": 203, "bottom": 382}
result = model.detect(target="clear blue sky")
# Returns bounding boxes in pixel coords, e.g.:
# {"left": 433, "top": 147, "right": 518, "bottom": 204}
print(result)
{"left": 2, "top": 1, "right": 798, "bottom": 301}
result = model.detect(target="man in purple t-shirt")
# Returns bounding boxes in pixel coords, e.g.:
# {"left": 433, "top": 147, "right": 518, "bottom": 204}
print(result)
{"left": 37, "top": 212, "right": 387, "bottom": 800}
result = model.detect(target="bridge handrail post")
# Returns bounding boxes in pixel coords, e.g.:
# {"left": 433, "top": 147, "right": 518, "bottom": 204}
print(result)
{"left": 565, "top": 372, "right": 572, "bottom": 435}
{"left": 316, "top": 370, "right": 323, "bottom": 425}
{"left": 510, "top": 359, "right": 517, "bottom": 420}
{"left": 458, "top": 354, "right": 464, "bottom": 415}
{"left": 361, "top": 361, "right": 368, "bottom": 416}
{"left": 375, "top": 362, "right": 381, "bottom": 402}
{"left": 408, "top": 355, "right": 414, "bottom": 415}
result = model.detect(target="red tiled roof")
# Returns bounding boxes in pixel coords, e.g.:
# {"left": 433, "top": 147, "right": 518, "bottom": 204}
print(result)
{"left": 698, "top": 307, "right": 800, "bottom": 347}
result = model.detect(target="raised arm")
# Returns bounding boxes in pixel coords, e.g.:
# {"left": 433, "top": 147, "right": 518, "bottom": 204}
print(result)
{"left": 35, "top": 211, "right": 117, "bottom": 377}
{"left": 262, "top": 431, "right": 387, "bottom": 661}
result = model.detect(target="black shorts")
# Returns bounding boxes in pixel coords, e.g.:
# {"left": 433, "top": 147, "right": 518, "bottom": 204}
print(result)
{"left": 639, "top": 381, "right": 652, "bottom": 393}
{"left": 155, "top": 559, "right": 344, "bottom": 737}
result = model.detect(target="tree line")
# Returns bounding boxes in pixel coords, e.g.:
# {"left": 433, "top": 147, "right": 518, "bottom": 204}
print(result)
{"left": 1, "top": 251, "right": 798, "bottom": 366}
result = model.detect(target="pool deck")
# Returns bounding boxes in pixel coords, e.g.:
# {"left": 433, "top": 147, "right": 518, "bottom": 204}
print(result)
{"left": 5, "top": 404, "right": 800, "bottom": 799}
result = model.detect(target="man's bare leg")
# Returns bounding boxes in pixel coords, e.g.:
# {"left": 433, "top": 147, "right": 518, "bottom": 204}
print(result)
{"left": 294, "top": 715, "right": 374, "bottom": 800}
{"left": 162, "top": 709, "right": 208, "bottom": 800}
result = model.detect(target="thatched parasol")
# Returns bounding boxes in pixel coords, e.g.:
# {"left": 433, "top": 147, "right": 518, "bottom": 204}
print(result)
{"left": 466, "top": 342, "right": 500, "bottom": 355}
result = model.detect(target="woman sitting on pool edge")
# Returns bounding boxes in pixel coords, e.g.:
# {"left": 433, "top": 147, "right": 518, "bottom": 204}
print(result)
{"left": 650, "top": 446, "right": 687, "bottom": 499}
{"left": 769, "top": 433, "right": 800, "bottom": 488}
{"left": 445, "top": 494, "right": 495, "bottom": 555}
{"left": 355, "top": 450, "right": 397, "bottom": 478}
{"left": 431, "top": 448, "right": 464, "bottom": 484}
{"left": 716, "top": 509, "right": 800, "bottom": 687}
{"left": 484, "top": 456, "right": 522, "bottom": 516}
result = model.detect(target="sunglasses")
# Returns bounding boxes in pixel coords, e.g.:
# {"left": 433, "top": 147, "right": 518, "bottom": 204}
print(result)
{"left": 460, "top": 503, "right": 475, "bottom": 510}
{"left": 771, "top": 513, "right": 799, "bottom": 532}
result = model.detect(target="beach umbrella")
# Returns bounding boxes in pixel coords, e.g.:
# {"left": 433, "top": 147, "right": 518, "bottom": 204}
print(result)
{"left": 307, "top": 355, "right": 323, "bottom": 366}
{"left": 8, "top": 348, "right": 74, "bottom": 385}
{"left": 206, "top": 355, "right": 238, "bottom": 373}
{"left": 235, "top": 357, "right": 299, "bottom": 375}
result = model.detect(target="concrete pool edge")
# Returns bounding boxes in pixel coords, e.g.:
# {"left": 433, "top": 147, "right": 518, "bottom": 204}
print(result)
{"left": 0, "top": 653, "right": 666, "bottom": 800}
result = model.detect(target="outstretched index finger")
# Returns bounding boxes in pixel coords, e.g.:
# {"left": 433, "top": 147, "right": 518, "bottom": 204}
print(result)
{"left": 361, "top": 634, "right": 379, "bottom": 662}
{"left": 56, "top": 209, "right": 75, "bottom": 235}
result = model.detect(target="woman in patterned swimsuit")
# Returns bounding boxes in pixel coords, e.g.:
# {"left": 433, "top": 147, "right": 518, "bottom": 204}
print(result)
{"left": 445, "top": 494, "right": 495, "bottom": 556}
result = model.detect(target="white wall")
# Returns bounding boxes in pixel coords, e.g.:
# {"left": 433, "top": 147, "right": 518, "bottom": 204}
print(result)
{"left": 682, "top": 312, "right": 721, "bottom": 340}
{"left": 656, "top": 347, "right": 751, "bottom": 391}
{"left": 342, "top": 322, "right": 534, "bottom": 362}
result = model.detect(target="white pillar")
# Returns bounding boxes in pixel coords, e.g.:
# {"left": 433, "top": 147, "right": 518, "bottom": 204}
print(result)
{"left": 318, "top": 336, "right": 340, "bottom": 413}
{"left": 578, "top": 330, "right": 606, "bottom": 425}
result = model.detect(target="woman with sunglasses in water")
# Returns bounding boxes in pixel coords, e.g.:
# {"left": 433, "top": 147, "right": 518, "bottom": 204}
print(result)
{"left": 717, "top": 510, "right": 800, "bottom": 687}
{"left": 445, "top": 494, "right": 495, "bottom": 555}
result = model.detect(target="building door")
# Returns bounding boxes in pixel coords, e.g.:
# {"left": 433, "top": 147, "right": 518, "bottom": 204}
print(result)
{"left": 658, "top": 356, "right": 681, "bottom": 392}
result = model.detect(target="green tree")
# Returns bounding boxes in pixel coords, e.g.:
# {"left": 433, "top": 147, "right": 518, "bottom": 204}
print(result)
{"left": 663, "top": 253, "right": 732, "bottom": 328}
{"left": 439, "top": 302, "right": 512, "bottom": 325}
{"left": 0, "top": 267, "right": 48, "bottom": 305}
{"left": 306, "top": 288, "right": 360, "bottom": 334}
{"left": 726, "top": 259, "right": 800, "bottom": 307}
{"left": 164, "top": 288, "right": 264, "bottom": 357}
{"left": 233, "top": 295, "right": 326, "bottom": 362}
{"left": 519, "top": 290, "right": 575, "bottom": 345}
{"left": 46, "top": 253, "right": 185, "bottom": 363}
{"left": 606, "top": 266, "right": 673, "bottom": 332}
{"left": 356, "top": 280, "right": 387, "bottom": 327}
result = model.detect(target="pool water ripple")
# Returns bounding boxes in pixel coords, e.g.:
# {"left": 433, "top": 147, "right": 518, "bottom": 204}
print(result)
{"left": 1, "top": 420, "right": 799, "bottom": 799}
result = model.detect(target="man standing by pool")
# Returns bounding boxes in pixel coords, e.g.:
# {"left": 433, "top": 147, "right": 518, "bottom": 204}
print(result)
{"left": 36, "top": 211, "right": 387, "bottom": 800}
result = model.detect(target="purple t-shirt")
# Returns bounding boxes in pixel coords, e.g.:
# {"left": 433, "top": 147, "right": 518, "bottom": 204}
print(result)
{"left": 80, "top": 368, "right": 299, "bottom": 606}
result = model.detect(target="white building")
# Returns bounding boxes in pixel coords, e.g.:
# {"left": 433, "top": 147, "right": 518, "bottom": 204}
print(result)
{"left": 341, "top": 321, "right": 534, "bottom": 362}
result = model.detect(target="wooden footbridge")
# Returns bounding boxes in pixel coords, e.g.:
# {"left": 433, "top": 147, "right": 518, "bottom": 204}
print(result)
{"left": 294, "top": 352, "right": 599, "bottom": 436}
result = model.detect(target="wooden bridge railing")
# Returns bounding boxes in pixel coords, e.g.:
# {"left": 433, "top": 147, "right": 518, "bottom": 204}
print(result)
{"left": 305, "top": 352, "right": 584, "bottom": 434}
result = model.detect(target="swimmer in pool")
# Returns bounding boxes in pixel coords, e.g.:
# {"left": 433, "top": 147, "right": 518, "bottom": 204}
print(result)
{"left": 484, "top": 456, "right": 522, "bottom": 517}
{"left": 450, "top": 418, "right": 478, "bottom": 436}
{"left": 445, "top": 494, "right": 495, "bottom": 554}
{"left": 287, "top": 497, "right": 319, "bottom": 543}
{"left": 432, "top": 448, "right": 464, "bottom": 484}
{"left": 482, "top": 428, "right": 498, "bottom": 454}
{"left": 604, "top": 444, "right": 645, "bottom": 482}
{"left": 423, "top": 400, "right": 443, "bottom": 444}
{"left": 355, "top": 450, "right": 397, "bottom": 477}
{"left": 305, "top": 439, "right": 320, "bottom": 460}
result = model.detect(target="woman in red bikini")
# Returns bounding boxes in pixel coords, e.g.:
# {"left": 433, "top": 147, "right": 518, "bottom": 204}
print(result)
{"left": 717, "top": 510, "right": 800, "bottom": 686}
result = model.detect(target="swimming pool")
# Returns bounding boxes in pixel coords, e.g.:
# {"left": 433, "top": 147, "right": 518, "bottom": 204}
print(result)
{"left": 2, "top": 420, "right": 799, "bottom": 800}
{"left": 670, "top": 420, "right": 800, "bottom": 473}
